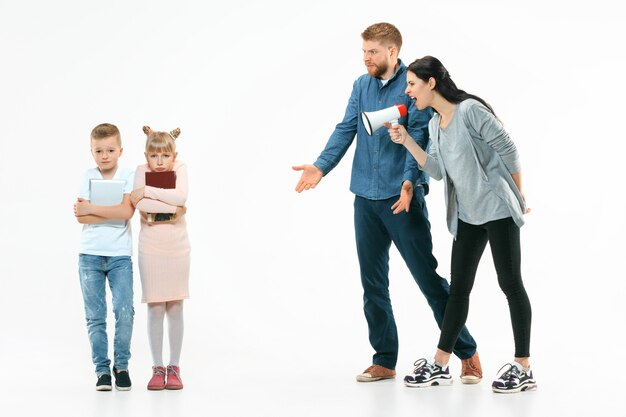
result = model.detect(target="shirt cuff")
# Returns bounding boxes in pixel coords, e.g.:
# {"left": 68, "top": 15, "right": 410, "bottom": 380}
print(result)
{"left": 313, "top": 159, "right": 331, "bottom": 176}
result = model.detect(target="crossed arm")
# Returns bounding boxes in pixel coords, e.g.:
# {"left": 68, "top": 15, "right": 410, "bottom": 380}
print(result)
{"left": 130, "top": 164, "right": 188, "bottom": 223}
{"left": 74, "top": 194, "right": 135, "bottom": 224}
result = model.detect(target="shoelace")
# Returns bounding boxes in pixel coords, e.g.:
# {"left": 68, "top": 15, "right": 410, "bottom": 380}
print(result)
{"left": 167, "top": 366, "right": 180, "bottom": 377}
{"left": 412, "top": 358, "right": 434, "bottom": 376}
{"left": 153, "top": 367, "right": 166, "bottom": 376}
{"left": 496, "top": 363, "right": 521, "bottom": 382}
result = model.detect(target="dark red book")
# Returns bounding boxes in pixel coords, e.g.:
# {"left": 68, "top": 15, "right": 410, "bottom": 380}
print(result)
{"left": 145, "top": 171, "right": 176, "bottom": 189}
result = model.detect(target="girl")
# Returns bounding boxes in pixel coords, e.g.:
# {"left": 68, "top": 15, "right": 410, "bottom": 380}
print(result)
{"left": 387, "top": 56, "right": 536, "bottom": 393}
{"left": 131, "top": 126, "right": 190, "bottom": 391}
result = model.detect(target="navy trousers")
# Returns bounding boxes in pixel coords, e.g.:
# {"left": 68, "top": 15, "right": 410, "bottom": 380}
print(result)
{"left": 354, "top": 190, "right": 477, "bottom": 370}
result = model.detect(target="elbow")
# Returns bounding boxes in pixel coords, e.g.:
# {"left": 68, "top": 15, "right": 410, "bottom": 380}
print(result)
{"left": 167, "top": 195, "right": 187, "bottom": 207}
{"left": 172, "top": 191, "right": 187, "bottom": 206}
{"left": 122, "top": 209, "right": 135, "bottom": 220}
{"left": 76, "top": 216, "right": 94, "bottom": 225}
{"left": 118, "top": 206, "right": 135, "bottom": 220}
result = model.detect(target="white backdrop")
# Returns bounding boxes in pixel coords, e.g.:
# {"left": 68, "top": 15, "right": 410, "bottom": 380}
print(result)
{"left": 1, "top": 0, "right": 624, "bottom": 415}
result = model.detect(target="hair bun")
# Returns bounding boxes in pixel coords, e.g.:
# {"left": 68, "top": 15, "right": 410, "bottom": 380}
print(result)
{"left": 142, "top": 125, "right": 152, "bottom": 135}
{"left": 170, "top": 128, "right": 181, "bottom": 139}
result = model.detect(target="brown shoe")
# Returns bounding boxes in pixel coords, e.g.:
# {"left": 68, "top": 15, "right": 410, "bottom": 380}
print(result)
{"left": 460, "top": 352, "right": 483, "bottom": 384}
{"left": 356, "top": 364, "right": 396, "bottom": 382}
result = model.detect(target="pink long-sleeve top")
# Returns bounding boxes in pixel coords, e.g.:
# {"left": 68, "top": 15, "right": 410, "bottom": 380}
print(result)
{"left": 133, "top": 161, "right": 190, "bottom": 257}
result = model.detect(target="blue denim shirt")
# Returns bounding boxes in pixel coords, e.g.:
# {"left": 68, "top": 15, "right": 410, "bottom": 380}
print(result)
{"left": 313, "top": 60, "right": 433, "bottom": 200}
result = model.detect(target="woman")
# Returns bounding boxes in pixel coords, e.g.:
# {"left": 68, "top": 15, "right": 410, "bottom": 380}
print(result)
{"left": 387, "top": 56, "right": 536, "bottom": 393}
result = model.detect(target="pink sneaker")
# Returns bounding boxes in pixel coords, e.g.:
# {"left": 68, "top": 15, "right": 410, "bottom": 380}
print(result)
{"left": 147, "top": 366, "right": 166, "bottom": 390}
{"left": 166, "top": 365, "right": 184, "bottom": 390}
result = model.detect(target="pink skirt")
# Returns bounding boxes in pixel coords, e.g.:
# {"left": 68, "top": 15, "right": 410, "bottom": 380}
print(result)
{"left": 138, "top": 252, "right": 190, "bottom": 303}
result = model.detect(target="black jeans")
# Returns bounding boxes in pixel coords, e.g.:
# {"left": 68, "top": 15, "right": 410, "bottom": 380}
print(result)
{"left": 437, "top": 217, "right": 532, "bottom": 358}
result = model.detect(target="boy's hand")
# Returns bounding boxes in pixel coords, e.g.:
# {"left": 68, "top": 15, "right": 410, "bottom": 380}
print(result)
{"left": 74, "top": 198, "right": 91, "bottom": 216}
{"left": 130, "top": 187, "right": 145, "bottom": 206}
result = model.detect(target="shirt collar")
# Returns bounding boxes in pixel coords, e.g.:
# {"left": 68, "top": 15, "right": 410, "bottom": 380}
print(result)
{"left": 377, "top": 59, "right": 405, "bottom": 87}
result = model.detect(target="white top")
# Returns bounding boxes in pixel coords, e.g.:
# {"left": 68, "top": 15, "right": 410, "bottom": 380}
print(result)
{"left": 78, "top": 166, "right": 135, "bottom": 256}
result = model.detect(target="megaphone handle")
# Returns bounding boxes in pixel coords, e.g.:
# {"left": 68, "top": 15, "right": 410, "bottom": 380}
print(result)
{"left": 390, "top": 119, "right": 398, "bottom": 127}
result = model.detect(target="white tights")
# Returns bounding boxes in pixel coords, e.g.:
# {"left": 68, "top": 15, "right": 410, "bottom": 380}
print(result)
{"left": 147, "top": 300, "right": 184, "bottom": 367}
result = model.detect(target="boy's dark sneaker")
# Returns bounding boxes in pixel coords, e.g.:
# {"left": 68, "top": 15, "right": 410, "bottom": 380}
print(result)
{"left": 96, "top": 374, "right": 112, "bottom": 391}
{"left": 492, "top": 362, "right": 537, "bottom": 393}
{"left": 113, "top": 367, "right": 132, "bottom": 391}
{"left": 404, "top": 358, "right": 453, "bottom": 387}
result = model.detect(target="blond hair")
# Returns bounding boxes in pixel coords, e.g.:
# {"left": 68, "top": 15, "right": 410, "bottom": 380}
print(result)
{"left": 91, "top": 123, "right": 121, "bottom": 146}
{"left": 361, "top": 22, "right": 402, "bottom": 52}
{"left": 142, "top": 125, "right": 180, "bottom": 153}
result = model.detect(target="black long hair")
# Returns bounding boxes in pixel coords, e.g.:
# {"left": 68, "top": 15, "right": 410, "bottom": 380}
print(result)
{"left": 407, "top": 56, "right": 496, "bottom": 116}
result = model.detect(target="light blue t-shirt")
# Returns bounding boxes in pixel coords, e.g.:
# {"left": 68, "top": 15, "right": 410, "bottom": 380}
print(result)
{"left": 78, "top": 166, "right": 134, "bottom": 256}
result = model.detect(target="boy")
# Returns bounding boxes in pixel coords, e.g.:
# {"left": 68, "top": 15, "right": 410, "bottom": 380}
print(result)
{"left": 74, "top": 123, "right": 135, "bottom": 391}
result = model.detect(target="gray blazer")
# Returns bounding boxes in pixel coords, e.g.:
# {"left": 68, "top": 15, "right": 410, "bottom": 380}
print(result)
{"left": 422, "top": 99, "right": 526, "bottom": 237}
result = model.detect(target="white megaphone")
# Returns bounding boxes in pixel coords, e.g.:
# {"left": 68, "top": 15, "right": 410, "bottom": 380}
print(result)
{"left": 361, "top": 104, "right": 407, "bottom": 135}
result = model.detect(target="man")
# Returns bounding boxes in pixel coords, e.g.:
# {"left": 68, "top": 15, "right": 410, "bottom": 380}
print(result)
{"left": 292, "top": 22, "right": 482, "bottom": 384}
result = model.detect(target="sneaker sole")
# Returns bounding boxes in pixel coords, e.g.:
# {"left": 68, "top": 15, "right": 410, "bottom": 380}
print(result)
{"left": 96, "top": 385, "right": 112, "bottom": 391}
{"left": 492, "top": 383, "right": 537, "bottom": 394}
{"left": 404, "top": 378, "right": 453, "bottom": 388}
{"left": 115, "top": 385, "right": 132, "bottom": 391}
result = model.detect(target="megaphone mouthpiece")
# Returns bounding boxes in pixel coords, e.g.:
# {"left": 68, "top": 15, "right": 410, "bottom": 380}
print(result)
{"left": 361, "top": 104, "right": 407, "bottom": 136}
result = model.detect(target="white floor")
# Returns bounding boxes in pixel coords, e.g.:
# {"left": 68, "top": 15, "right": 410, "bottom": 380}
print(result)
{"left": 5, "top": 347, "right": 624, "bottom": 417}
{"left": 7, "top": 372, "right": 623, "bottom": 417}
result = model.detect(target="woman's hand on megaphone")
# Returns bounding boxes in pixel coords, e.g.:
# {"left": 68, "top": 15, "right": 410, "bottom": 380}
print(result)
{"left": 384, "top": 123, "right": 427, "bottom": 168}
{"left": 292, "top": 164, "right": 323, "bottom": 193}
{"left": 385, "top": 123, "right": 409, "bottom": 146}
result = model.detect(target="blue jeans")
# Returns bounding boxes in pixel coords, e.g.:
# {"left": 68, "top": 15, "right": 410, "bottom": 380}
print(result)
{"left": 78, "top": 254, "right": 134, "bottom": 376}
{"left": 354, "top": 190, "right": 477, "bottom": 370}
